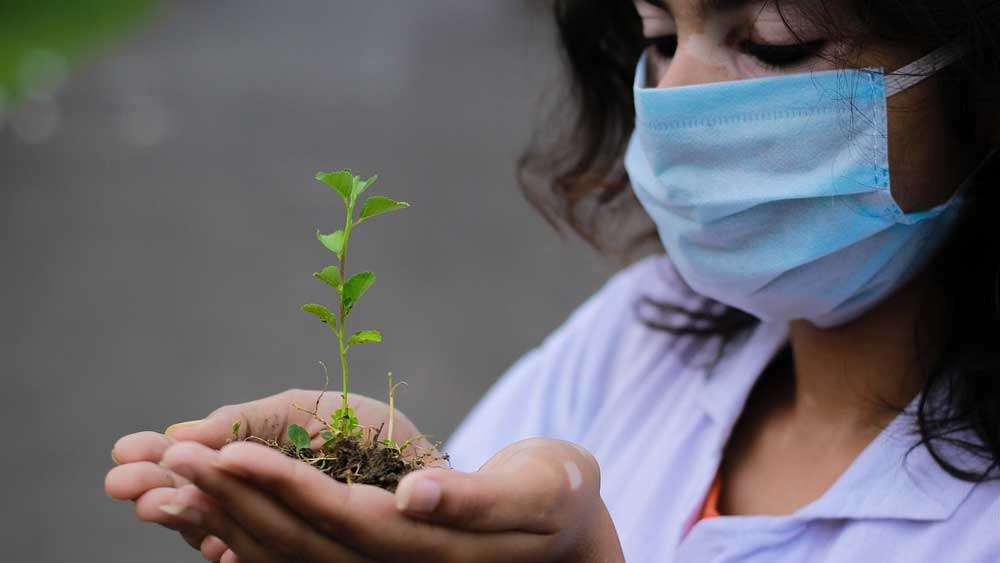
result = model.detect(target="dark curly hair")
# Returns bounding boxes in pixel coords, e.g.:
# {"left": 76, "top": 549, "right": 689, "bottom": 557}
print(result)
{"left": 518, "top": 0, "right": 1000, "bottom": 481}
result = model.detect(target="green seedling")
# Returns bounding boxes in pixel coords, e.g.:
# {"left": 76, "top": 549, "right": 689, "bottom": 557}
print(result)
{"left": 229, "top": 169, "right": 444, "bottom": 492}
{"left": 299, "top": 169, "right": 408, "bottom": 444}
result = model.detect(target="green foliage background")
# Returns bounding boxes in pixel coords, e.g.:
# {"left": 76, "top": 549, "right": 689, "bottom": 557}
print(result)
{"left": 0, "top": 0, "right": 156, "bottom": 101}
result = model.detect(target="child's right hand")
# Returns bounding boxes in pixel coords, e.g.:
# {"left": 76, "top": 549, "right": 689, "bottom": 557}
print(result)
{"left": 104, "top": 389, "right": 432, "bottom": 561}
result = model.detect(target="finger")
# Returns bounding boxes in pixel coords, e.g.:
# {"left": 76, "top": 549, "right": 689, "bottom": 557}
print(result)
{"left": 395, "top": 438, "right": 600, "bottom": 533}
{"left": 105, "top": 461, "right": 187, "bottom": 500}
{"left": 220, "top": 549, "right": 240, "bottom": 563}
{"left": 155, "top": 487, "right": 232, "bottom": 562}
{"left": 181, "top": 529, "right": 207, "bottom": 553}
{"left": 136, "top": 484, "right": 223, "bottom": 546}
{"left": 214, "top": 441, "right": 550, "bottom": 562}
{"left": 160, "top": 485, "right": 279, "bottom": 563}
{"left": 164, "top": 389, "right": 311, "bottom": 447}
{"left": 213, "top": 442, "right": 363, "bottom": 537}
{"left": 201, "top": 535, "right": 229, "bottom": 561}
{"left": 162, "top": 441, "right": 370, "bottom": 563}
{"left": 164, "top": 414, "right": 245, "bottom": 449}
{"left": 134, "top": 486, "right": 190, "bottom": 529}
{"left": 136, "top": 487, "right": 219, "bottom": 555}
{"left": 112, "top": 431, "right": 177, "bottom": 464}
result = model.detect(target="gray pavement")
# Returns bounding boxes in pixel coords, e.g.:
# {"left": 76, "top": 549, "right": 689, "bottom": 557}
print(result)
{"left": 0, "top": 2, "right": 615, "bottom": 561}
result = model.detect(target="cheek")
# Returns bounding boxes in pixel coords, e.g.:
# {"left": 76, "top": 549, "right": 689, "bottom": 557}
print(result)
{"left": 886, "top": 83, "right": 967, "bottom": 212}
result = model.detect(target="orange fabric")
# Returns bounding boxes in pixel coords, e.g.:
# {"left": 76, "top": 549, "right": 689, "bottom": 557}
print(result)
{"left": 699, "top": 473, "right": 722, "bottom": 521}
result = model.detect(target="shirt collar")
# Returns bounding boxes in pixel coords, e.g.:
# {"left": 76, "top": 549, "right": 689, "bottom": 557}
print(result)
{"left": 699, "top": 320, "right": 979, "bottom": 523}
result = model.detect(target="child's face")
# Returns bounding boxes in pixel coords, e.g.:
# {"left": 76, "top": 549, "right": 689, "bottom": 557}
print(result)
{"left": 632, "top": 0, "right": 981, "bottom": 214}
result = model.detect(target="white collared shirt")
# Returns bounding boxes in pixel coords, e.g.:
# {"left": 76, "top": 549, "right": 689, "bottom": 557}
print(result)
{"left": 445, "top": 255, "right": 1000, "bottom": 562}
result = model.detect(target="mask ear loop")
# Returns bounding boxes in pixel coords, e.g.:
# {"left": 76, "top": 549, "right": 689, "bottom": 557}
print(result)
{"left": 884, "top": 43, "right": 965, "bottom": 97}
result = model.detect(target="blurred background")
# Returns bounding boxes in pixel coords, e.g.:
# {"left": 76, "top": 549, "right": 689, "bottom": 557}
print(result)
{"left": 0, "top": 1, "right": 615, "bottom": 561}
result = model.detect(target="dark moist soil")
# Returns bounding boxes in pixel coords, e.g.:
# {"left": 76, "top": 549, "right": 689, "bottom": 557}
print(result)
{"left": 235, "top": 431, "right": 447, "bottom": 493}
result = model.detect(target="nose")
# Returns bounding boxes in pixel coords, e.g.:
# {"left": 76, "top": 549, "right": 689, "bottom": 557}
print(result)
{"left": 653, "top": 40, "right": 736, "bottom": 89}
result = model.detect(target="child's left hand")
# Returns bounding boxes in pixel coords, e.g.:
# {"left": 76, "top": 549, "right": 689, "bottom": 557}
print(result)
{"left": 159, "top": 437, "right": 624, "bottom": 563}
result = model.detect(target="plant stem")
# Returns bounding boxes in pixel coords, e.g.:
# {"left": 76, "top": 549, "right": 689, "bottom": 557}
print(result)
{"left": 387, "top": 371, "right": 395, "bottom": 444}
{"left": 336, "top": 197, "right": 356, "bottom": 416}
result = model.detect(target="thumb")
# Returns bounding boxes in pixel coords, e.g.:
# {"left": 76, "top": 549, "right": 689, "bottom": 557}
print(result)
{"left": 164, "top": 416, "right": 233, "bottom": 448}
{"left": 165, "top": 403, "right": 256, "bottom": 448}
{"left": 163, "top": 389, "right": 305, "bottom": 447}
{"left": 394, "top": 438, "right": 599, "bottom": 533}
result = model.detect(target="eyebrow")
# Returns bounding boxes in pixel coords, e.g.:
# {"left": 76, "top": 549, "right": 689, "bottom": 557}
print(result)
{"left": 642, "top": 0, "right": 757, "bottom": 17}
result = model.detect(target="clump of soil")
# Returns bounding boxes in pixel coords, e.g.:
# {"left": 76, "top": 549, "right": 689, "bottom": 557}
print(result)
{"left": 236, "top": 425, "right": 447, "bottom": 493}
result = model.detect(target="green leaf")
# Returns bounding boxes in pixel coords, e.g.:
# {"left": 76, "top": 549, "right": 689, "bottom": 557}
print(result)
{"left": 316, "top": 230, "right": 344, "bottom": 259}
{"left": 341, "top": 271, "right": 375, "bottom": 313}
{"left": 354, "top": 174, "right": 378, "bottom": 197}
{"left": 348, "top": 329, "right": 382, "bottom": 346}
{"left": 330, "top": 407, "right": 360, "bottom": 436}
{"left": 332, "top": 407, "right": 355, "bottom": 421}
{"left": 231, "top": 421, "right": 241, "bottom": 435}
{"left": 315, "top": 170, "right": 353, "bottom": 205}
{"left": 357, "top": 196, "right": 409, "bottom": 224}
{"left": 313, "top": 265, "right": 342, "bottom": 291}
{"left": 301, "top": 303, "right": 335, "bottom": 325}
{"left": 287, "top": 424, "right": 311, "bottom": 450}
{"left": 320, "top": 430, "right": 334, "bottom": 442}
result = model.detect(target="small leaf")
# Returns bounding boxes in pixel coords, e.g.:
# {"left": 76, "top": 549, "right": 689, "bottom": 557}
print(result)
{"left": 342, "top": 271, "right": 375, "bottom": 313}
{"left": 357, "top": 196, "right": 409, "bottom": 224}
{"left": 287, "top": 424, "right": 311, "bottom": 450}
{"left": 320, "top": 430, "right": 334, "bottom": 441}
{"left": 231, "top": 421, "right": 241, "bottom": 435}
{"left": 301, "top": 303, "right": 335, "bottom": 325}
{"left": 315, "top": 170, "right": 353, "bottom": 205}
{"left": 317, "top": 230, "right": 345, "bottom": 259}
{"left": 314, "top": 265, "right": 342, "bottom": 291}
{"left": 354, "top": 174, "right": 378, "bottom": 197}
{"left": 348, "top": 329, "right": 382, "bottom": 346}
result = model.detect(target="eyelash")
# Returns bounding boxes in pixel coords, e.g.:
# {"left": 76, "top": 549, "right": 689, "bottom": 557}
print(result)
{"left": 644, "top": 35, "right": 826, "bottom": 69}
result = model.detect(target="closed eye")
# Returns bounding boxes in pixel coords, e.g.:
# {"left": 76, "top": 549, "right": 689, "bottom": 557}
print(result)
{"left": 741, "top": 39, "right": 827, "bottom": 69}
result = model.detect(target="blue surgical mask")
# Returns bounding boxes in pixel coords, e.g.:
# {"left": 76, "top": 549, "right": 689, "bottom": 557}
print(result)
{"left": 625, "top": 46, "right": 989, "bottom": 328}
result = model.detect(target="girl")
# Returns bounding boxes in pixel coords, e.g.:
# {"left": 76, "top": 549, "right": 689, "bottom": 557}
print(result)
{"left": 105, "top": 1, "right": 1000, "bottom": 561}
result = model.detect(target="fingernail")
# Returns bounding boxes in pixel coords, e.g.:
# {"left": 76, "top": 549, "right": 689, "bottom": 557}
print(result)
{"left": 111, "top": 450, "right": 121, "bottom": 464}
{"left": 160, "top": 504, "right": 203, "bottom": 525}
{"left": 396, "top": 478, "right": 441, "bottom": 514}
{"left": 165, "top": 419, "right": 204, "bottom": 438}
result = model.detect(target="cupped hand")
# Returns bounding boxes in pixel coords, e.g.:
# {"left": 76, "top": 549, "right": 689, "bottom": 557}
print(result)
{"left": 105, "top": 388, "right": 430, "bottom": 561}
{"left": 158, "top": 436, "right": 624, "bottom": 562}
